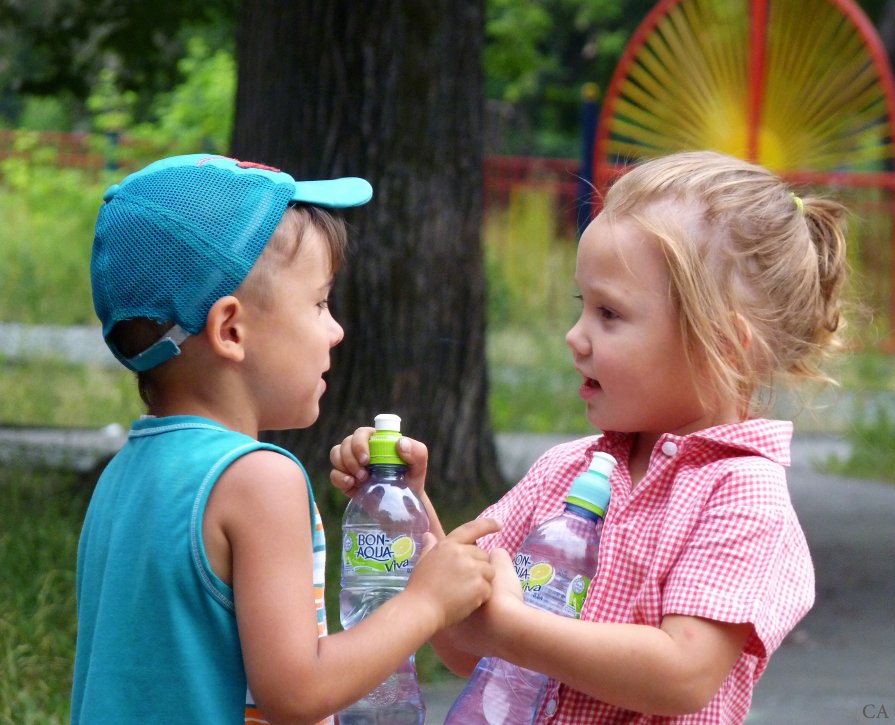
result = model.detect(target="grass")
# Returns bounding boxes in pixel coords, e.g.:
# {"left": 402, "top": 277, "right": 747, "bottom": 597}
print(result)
{"left": 0, "top": 468, "right": 87, "bottom": 724}
{"left": 0, "top": 359, "right": 142, "bottom": 428}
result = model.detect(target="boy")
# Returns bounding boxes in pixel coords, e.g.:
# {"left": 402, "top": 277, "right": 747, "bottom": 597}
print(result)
{"left": 73, "top": 154, "right": 498, "bottom": 724}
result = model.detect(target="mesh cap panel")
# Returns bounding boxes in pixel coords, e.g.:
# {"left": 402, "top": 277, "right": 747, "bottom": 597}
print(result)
{"left": 90, "top": 154, "right": 372, "bottom": 371}
{"left": 92, "top": 165, "right": 291, "bottom": 338}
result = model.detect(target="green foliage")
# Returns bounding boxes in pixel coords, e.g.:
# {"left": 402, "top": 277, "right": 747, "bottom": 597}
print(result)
{"left": 485, "top": 1, "right": 556, "bottom": 103}
{"left": 131, "top": 37, "right": 236, "bottom": 154}
{"left": 0, "top": 0, "right": 237, "bottom": 114}
{"left": 485, "top": 0, "right": 657, "bottom": 155}
{"left": 0, "top": 469, "right": 88, "bottom": 723}
{"left": 86, "top": 37, "right": 235, "bottom": 154}
{"left": 826, "top": 407, "right": 895, "bottom": 483}
{"left": 15, "top": 96, "right": 74, "bottom": 132}
{"left": 488, "top": 326, "right": 590, "bottom": 434}
{"left": 0, "top": 142, "right": 112, "bottom": 325}
{"left": 483, "top": 187, "right": 591, "bottom": 434}
{"left": 87, "top": 68, "right": 139, "bottom": 133}
{"left": 484, "top": 186, "right": 577, "bottom": 328}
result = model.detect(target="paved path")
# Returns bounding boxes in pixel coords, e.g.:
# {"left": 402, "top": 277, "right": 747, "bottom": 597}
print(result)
{"left": 422, "top": 433, "right": 895, "bottom": 724}
{"left": 0, "top": 322, "right": 116, "bottom": 367}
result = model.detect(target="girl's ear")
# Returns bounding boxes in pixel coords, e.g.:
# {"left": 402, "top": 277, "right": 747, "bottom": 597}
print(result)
{"left": 204, "top": 295, "right": 246, "bottom": 363}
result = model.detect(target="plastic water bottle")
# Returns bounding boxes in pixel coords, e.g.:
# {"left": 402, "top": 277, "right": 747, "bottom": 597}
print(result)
{"left": 444, "top": 451, "right": 616, "bottom": 725}
{"left": 337, "top": 414, "right": 429, "bottom": 725}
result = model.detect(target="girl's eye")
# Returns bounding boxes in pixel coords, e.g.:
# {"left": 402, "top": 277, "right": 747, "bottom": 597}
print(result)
{"left": 317, "top": 299, "right": 330, "bottom": 311}
{"left": 574, "top": 294, "right": 618, "bottom": 321}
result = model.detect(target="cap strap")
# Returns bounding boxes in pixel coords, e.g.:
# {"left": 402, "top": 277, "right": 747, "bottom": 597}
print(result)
{"left": 125, "top": 325, "right": 190, "bottom": 372}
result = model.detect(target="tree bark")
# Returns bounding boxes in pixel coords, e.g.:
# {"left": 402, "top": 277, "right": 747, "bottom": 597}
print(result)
{"left": 231, "top": 0, "right": 504, "bottom": 508}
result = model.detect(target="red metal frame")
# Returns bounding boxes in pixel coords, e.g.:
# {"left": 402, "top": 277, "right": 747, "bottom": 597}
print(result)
{"left": 591, "top": 0, "right": 895, "bottom": 348}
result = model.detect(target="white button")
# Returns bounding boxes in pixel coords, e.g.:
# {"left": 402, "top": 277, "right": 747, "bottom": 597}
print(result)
{"left": 661, "top": 441, "right": 678, "bottom": 457}
{"left": 544, "top": 698, "right": 558, "bottom": 716}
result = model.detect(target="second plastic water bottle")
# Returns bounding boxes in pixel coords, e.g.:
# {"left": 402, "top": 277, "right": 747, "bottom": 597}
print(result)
{"left": 337, "top": 414, "right": 429, "bottom": 725}
{"left": 444, "top": 451, "right": 616, "bottom": 725}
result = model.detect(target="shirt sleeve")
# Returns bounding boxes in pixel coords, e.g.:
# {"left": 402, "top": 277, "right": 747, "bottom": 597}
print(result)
{"left": 661, "top": 457, "right": 815, "bottom": 660}
{"left": 477, "top": 438, "right": 593, "bottom": 555}
{"left": 477, "top": 458, "right": 544, "bottom": 555}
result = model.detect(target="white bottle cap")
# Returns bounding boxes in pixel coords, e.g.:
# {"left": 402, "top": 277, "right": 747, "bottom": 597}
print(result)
{"left": 373, "top": 413, "right": 402, "bottom": 432}
{"left": 588, "top": 451, "right": 617, "bottom": 478}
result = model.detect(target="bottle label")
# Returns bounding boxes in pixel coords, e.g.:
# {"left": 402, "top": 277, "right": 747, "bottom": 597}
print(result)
{"left": 514, "top": 553, "right": 555, "bottom": 590}
{"left": 514, "top": 553, "right": 591, "bottom": 617}
{"left": 343, "top": 531, "right": 416, "bottom": 574}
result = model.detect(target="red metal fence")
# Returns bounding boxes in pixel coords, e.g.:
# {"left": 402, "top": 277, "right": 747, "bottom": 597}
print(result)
{"left": 0, "top": 129, "right": 583, "bottom": 235}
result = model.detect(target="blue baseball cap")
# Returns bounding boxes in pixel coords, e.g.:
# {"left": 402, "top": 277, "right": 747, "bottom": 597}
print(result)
{"left": 91, "top": 154, "right": 372, "bottom": 372}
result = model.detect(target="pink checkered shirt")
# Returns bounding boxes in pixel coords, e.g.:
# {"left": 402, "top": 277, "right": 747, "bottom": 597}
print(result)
{"left": 478, "top": 419, "right": 814, "bottom": 724}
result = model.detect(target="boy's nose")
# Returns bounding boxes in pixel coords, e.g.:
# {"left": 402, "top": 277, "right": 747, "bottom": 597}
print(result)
{"left": 330, "top": 319, "right": 345, "bottom": 347}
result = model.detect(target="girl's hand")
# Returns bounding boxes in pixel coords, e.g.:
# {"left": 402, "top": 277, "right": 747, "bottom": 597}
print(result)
{"left": 439, "top": 547, "right": 524, "bottom": 657}
{"left": 329, "top": 427, "right": 430, "bottom": 498}
{"left": 404, "top": 518, "right": 501, "bottom": 629}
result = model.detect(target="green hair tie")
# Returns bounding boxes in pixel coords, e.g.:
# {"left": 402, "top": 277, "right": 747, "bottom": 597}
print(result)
{"left": 791, "top": 192, "right": 804, "bottom": 214}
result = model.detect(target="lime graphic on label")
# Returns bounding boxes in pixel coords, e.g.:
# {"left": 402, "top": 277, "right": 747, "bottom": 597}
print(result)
{"left": 391, "top": 535, "right": 415, "bottom": 564}
{"left": 527, "top": 562, "right": 554, "bottom": 587}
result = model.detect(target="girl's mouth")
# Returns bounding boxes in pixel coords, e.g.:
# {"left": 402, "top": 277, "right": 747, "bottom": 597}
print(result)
{"left": 578, "top": 377, "right": 601, "bottom": 400}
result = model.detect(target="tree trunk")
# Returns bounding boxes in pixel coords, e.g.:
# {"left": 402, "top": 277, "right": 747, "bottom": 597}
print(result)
{"left": 231, "top": 0, "right": 504, "bottom": 509}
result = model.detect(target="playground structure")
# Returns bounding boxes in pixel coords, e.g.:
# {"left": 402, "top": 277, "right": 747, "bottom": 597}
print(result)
{"left": 592, "top": 0, "right": 895, "bottom": 349}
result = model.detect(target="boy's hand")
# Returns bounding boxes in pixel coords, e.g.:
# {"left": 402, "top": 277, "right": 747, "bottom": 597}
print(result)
{"left": 439, "top": 547, "right": 524, "bottom": 657}
{"left": 404, "top": 518, "right": 501, "bottom": 630}
{"left": 329, "top": 427, "right": 429, "bottom": 497}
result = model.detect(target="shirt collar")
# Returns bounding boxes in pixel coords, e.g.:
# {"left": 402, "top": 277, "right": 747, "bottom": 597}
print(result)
{"left": 592, "top": 419, "right": 793, "bottom": 467}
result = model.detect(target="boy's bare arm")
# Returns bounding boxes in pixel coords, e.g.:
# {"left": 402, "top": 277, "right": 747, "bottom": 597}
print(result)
{"left": 452, "top": 575, "right": 752, "bottom": 717}
{"left": 211, "top": 451, "right": 497, "bottom": 724}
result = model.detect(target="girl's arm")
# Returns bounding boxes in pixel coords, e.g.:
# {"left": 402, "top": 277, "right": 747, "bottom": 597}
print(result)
{"left": 206, "top": 450, "right": 497, "bottom": 724}
{"left": 451, "top": 563, "right": 752, "bottom": 716}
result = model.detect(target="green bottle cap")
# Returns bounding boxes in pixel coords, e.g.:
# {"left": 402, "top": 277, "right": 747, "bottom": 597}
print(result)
{"left": 566, "top": 451, "right": 615, "bottom": 517}
{"left": 369, "top": 413, "right": 407, "bottom": 465}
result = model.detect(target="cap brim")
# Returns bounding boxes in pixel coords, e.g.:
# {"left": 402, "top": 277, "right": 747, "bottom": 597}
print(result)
{"left": 291, "top": 177, "right": 373, "bottom": 208}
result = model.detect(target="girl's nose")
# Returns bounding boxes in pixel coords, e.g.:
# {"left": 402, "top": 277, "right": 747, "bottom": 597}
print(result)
{"left": 565, "top": 318, "right": 583, "bottom": 353}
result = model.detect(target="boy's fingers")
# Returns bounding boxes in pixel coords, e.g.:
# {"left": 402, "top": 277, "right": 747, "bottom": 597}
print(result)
{"left": 350, "top": 427, "right": 376, "bottom": 467}
{"left": 396, "top": 437, "right": 429, "bottom": 468}
{"left": 328, "top": 468, "right": 357, "bottom": 494}
{"left": 447, "top": 517, "right": 501, "bottom": 545}
{"left": 330, "top": 435, "right": 370, "bottom": 482}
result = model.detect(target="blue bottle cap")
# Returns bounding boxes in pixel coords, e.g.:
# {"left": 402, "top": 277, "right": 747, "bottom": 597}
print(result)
{"left": 566, "top": 451, "right": 615, "bottom": 517}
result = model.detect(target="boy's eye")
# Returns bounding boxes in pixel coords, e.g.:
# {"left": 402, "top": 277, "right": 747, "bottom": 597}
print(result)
{"left": 317, "top": 299, "right": 330, "bottom": 310}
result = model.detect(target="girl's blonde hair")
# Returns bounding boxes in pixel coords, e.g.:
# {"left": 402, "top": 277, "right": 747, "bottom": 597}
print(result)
{"left": 602, "top": 150, "right": 848, "bottom": 415}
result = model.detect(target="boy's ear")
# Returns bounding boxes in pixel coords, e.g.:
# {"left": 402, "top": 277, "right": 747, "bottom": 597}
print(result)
{"left": 204, "top": 296, "right": 246, "bottom": 362}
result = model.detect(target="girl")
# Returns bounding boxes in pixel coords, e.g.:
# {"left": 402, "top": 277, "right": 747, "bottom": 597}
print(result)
{"left": 331, "top": 149, "right": 849, "bottom": 723}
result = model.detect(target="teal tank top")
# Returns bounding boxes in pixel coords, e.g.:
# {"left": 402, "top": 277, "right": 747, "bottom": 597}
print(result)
{"left": 72, "top": 415, "right": 329, "bottom": 724}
